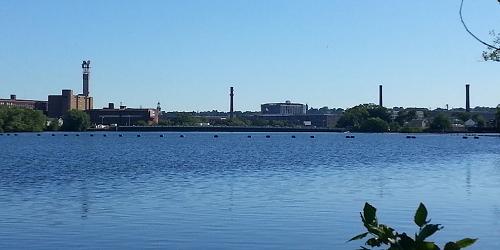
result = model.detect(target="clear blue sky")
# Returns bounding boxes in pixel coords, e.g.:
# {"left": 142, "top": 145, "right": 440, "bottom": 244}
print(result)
{"left": 0, "top": 0, "right": 499, "bottom": 111}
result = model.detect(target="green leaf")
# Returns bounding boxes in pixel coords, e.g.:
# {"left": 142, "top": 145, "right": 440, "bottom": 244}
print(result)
{"left": 398, "top": 233, "right": 416, "bottom": 248}
{"left": 455, "top": 238, "right": 477, "bottom": 248}
{"left": 417, "top": 224, "right": 442, "bottom": 241}
{"left": 348, "top": 232, "right": 369, "bottom": 242}
{"left": 366, "top": 237, "right": 382, "bottom": 247}
{"left": 414, "top": 203, "right": 428, "bottom": 227}
{"left": 444, "top": 242, "right": 460, "bottom": 250}
{"left": 363, "top": 202, "right": 377, "bottom": 226}
{"left": 416, "top": 241, "right": 440, "bottom": 250}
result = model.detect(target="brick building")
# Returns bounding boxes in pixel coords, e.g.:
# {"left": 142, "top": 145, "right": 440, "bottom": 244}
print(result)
{"left": 48, "top": 90, "right": 93, "bottom": 118}
{"left": 88, "top": 103, "right": 159, "bottom": 126}
{"left": 0, "top": 94, "right": 48, "bottom": 114}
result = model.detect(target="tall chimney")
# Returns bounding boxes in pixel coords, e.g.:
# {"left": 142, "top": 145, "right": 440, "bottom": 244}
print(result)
{"left": 229, "top": 87, "right": 234, "bottom": 119}
{"left": 379, "top": 84, "right": 383, "bottom": 107}
{"left": 465, "top": 84, "right": 470, "bottom": 112}
{"left": 82, "top": 60, "right": 90, "bottom": 97}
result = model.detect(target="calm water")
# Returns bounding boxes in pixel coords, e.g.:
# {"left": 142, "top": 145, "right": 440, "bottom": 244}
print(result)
{"left": 0, "top": 132, "right": 499, "bottom": 249}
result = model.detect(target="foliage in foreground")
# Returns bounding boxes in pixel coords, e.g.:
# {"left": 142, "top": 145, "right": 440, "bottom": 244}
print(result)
{"left": 349, "top": 203, "right": 477, "bottom": 250}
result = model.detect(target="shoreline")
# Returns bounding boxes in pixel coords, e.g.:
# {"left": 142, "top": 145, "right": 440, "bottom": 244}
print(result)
{"left": 108, "top": 126, "right": 345, "bottom": 133}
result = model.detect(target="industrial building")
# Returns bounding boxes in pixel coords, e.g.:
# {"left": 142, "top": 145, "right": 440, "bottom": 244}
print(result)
{"left": 48, "top": 89, "right": 93, "bottom": 118}
{"left": 0, "top": 94, "right": 48, "bottom": 113}
{"left": 47, "top": 60, "right": 93, "bottom": 118}
{"left": 261, "top": 101, "right": 307, "bottom": 116}
{"left": 88, "top": 103, "right": 159, "bottom": 126}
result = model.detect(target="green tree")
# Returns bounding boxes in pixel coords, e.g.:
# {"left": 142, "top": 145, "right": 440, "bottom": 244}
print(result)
{"left": 158, "top": 119, "right": 173, "bottom": 126}
{"left": 337, "top": 105, "right": 369, "bottom": 130}
{"left": 224, "top": 117, "right": 250, "bottom": 126}
{"left": 395, "top": 110, "right": 417, "bottom": 126}
{"left": 454, "top": 112, "right": 471, "bottom": 122}
{"left": 250, "top": 119, "right": 269, "bottom": 127}
{"left": 337, "top": 104, "right": 390, "bottom": 131}
{"left": 0, "top": 106, "right": 46, "bottom": 132}
{"left": 430, "top": 114, "right": 451, "bottom": 132}
{"left": 360, "top": 117, "right": 389, "bottom": 132}
{"left": 389, "top": 121, "right": 401, "bottom": 132}
{"left": 482, "top": 31, "right": 500, "bottom": 62}
{"left": 471, "top": 114, "right": 486, "bottom": 128}
{"left": 135, "top": 120, "right": 149, "bottom": 126}
{"left": 46, "top": 120, "right": 60, "bottom": 131}
{"left": 61, "top": 110, "right": 90, "bottom": 131}
{"left": 171, "top": 113, "right": 207, "bottom": 126}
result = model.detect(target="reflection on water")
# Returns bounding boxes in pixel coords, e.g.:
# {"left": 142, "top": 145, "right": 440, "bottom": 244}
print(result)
{"left": 0, "top": 132, "right": 500, "bottom": 249}
{"left": 79, "top": 181, "right": 90, "bottom": 220}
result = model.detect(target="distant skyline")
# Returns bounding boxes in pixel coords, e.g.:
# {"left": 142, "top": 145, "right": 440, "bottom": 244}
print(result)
{"left": 0, "top": 0, "right": 499, "bottom": 111}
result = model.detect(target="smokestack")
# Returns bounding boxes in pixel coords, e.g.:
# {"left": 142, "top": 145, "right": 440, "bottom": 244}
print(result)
{"left": 230, "top": 87, "right": 234, "bottom": 119}
{"left": 82, "top": 60, "right": 90, "bottom": 97}
{"left": 465, "top": 84, "right": 470, "bottom": 112}
{"left": 379, "top": 84, "right": 383, "bottom": 107}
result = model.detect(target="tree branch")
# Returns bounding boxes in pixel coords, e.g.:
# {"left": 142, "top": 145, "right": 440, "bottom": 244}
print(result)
{"left": 459, "top": 0, "right": 500, "bottom": 50}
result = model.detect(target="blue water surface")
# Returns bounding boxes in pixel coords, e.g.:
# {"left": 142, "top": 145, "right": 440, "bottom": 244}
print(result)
{"left": 0, "top": 132, "right": 499, "bottom": 249}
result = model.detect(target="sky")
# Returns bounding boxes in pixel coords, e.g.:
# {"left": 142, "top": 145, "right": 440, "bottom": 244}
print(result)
{"left": 0, "top": 0, "right": 499, "bottom": 112}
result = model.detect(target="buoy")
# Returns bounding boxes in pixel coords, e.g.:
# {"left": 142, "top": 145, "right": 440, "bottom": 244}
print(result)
{"left": 63, "top": 134, "right": 68, "bottom": 136}
{"left": 51, "top": 134, "right": 55, "bottom": 136}
{"left": 119, "top": 134, "right": 123, "bottom": 137}
{"left": 462, "top": 136, "right": 468, "bottom": 139}
{"left": 14, "top": 134, "right": 18, "bottom": 136}
{"left": 266, "top": 135, "right": 271, "bottom": 138}
{"left": 37, "top": 134, "right": 41, "bottom": 136}
{"left": 291, "top": 135, "right": 296, "bottom": 138}
{"left": 180, "top": 135, "right": 184, "bottom": 138}
{"left": 247, "top": 135, "right": 252, "bottom": 138}
{"left": 474, "top": 136, "right": 479, "bottom": 139}
{"left": 90, "top": 134, "right": 94, "bottom": 137}
{"left": 214, "top": 135, "right": 219, "bottom": 138}
{"left": 160, "top": 134, "right": 164, "bottom": 138}
{"left": 137, "top": 134, "right": 141, "bottom": 137}
{"left": 6, "top": 134, "right": 10, "bottom": 136}
{"left": 103, "top": 134, "right": 107, "bottom": 137}
{"left": 76, "top": 134, "right": 80, "bottom": 137}
{"left": 310, "top": 135, "right": 315, "bottom": 138}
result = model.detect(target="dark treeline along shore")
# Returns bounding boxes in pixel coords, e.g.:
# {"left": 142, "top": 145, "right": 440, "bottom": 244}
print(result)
{"left": 1, "top": 103, "right": 500, "bottom": 134}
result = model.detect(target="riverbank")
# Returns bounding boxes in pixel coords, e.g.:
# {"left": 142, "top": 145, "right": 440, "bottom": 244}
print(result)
{"left": 88, "top": 125, "right": 500, "bottom": 134}
{"left": 98, "top": 126, "right": 346, "bottom": 133}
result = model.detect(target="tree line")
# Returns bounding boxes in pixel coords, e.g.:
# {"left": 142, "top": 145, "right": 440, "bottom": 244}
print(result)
{"left": 335, "top": 103, "right": 500, "bottom": 133}
{"left": 0, "top": 106, "right": 90, "bottom": 132}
